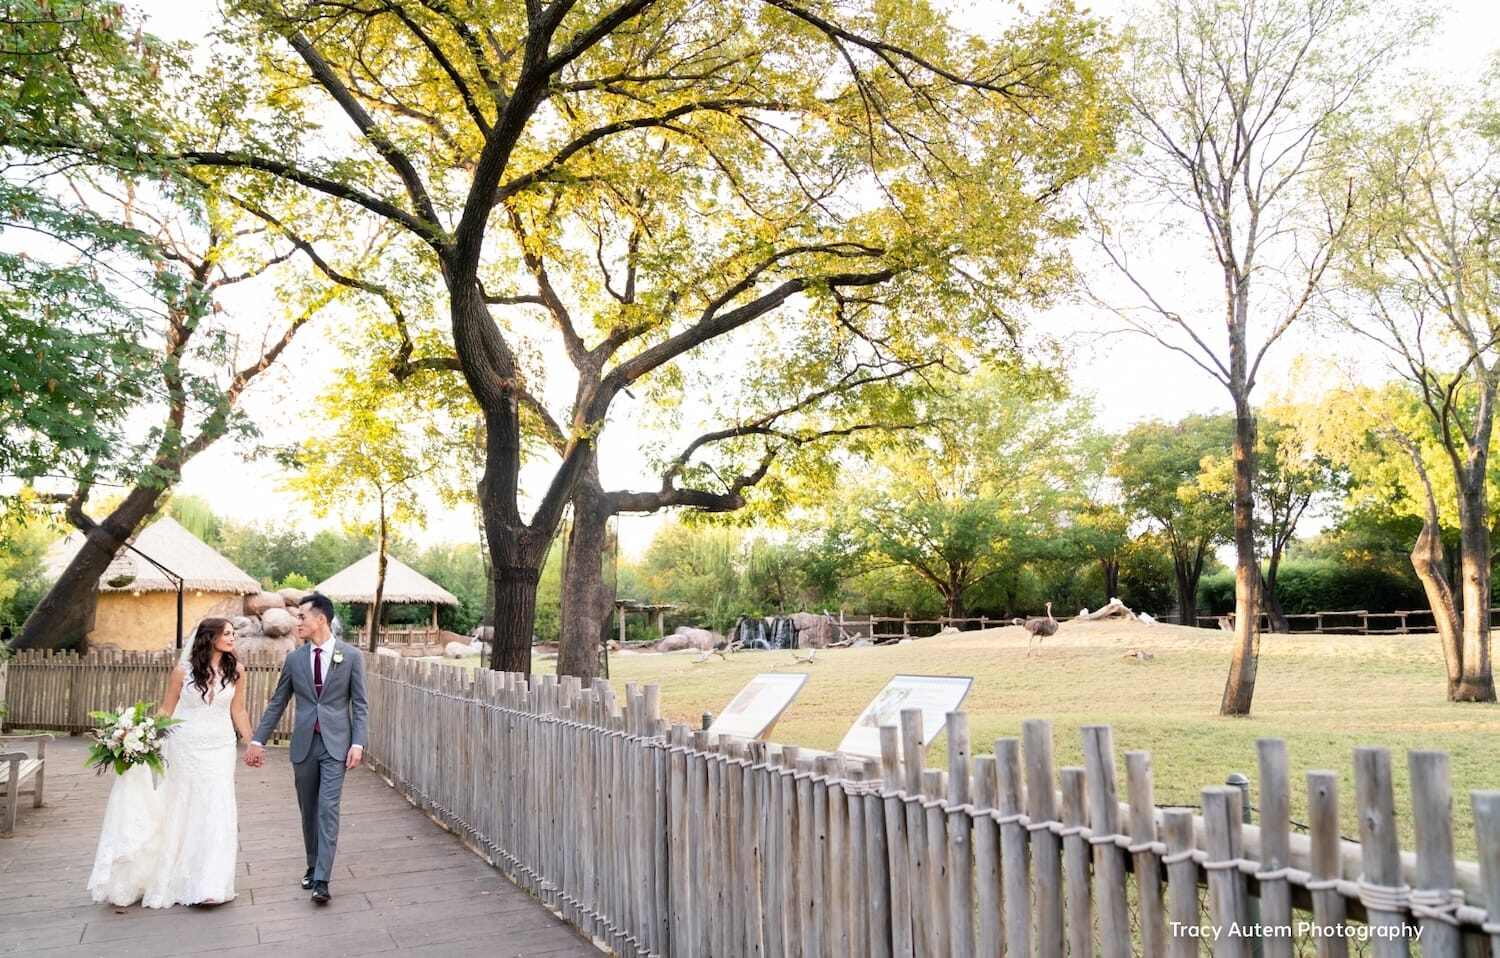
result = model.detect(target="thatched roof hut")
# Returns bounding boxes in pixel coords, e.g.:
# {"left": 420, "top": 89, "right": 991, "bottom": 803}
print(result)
{"left": 46, "top": 516, "right": 260, "bottom": 651}
{"left": 316, "top": 553, "right": 459, "bottom": 647}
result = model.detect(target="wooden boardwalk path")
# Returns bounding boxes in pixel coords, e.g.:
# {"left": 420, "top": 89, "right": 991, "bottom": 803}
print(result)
{"left": 0, "top": 738, "right": 599, "bottom": 957}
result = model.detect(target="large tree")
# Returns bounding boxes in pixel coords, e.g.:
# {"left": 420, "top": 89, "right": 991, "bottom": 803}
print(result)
{"left": 1094, "top": 0, "right": 1416, "bottom": 714}
{"left": 3, "top": 3, "right": 357, "bottom": 650}
{"left": 1114, "top": 415, "right": 1232, "bottom": 628}
{"left": 104, "top": 0, "right": 1124, "bottom": 673}
{"left": 1314, "top": 87, "right": 1500, "bottom": 701}
{"left": 841, "top": 368, "right": 1090, "bottom": 619}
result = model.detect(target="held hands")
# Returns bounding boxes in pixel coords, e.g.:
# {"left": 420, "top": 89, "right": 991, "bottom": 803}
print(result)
{"left": 346, "top": 745, "right": 363, "bottom": 770}
{"left": 244, "top": 743, "right": 265, "bottom": 768}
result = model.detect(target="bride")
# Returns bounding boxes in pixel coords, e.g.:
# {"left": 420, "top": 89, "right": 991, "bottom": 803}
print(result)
{"left": 87, "top": 617, "right": 254, "bottom": 908}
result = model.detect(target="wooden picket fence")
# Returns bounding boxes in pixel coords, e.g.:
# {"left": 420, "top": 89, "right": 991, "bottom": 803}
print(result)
{"left": 1, "top": 650, "right": 296, "bottom": 741}
{"left": 365, "top": 657, "right": 1500, "bottom": 957}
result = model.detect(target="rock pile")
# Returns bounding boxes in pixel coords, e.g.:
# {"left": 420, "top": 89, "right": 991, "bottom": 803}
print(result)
{"left": 233, "top": 588, "right": 309, "bottom": 657}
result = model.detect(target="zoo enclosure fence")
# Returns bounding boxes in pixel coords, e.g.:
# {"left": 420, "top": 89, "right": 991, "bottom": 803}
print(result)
{"left": 364, "top": 656, "right": 1500, "bottom": 958}
{"left": 1, "top": 650, "right": 296, "bottom": 740}
{"left": 6, "top": 650, "right": 1499, "bottom": 956}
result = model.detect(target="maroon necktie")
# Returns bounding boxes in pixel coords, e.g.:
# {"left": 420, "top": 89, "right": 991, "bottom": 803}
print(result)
{"left": 313, "top": 646, "right": 323, "bottom": 733}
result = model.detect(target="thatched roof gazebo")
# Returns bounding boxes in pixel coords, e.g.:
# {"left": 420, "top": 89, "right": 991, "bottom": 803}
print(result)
{"left": 46, "top": 516, "right": 261, "bottom": 651}
{"left": 315, "top": 553, "right": 460, "bottom": 648}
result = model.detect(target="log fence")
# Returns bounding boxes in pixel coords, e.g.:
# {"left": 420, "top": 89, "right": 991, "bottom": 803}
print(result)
{"left": 6, "top": 650, "right": 1500, "bottom": 955}
{"left": 364, "top": 656, "right": 1500, "bottom": 957}
{"left": 1, "top": 649, "right": 295, "bottom": 740}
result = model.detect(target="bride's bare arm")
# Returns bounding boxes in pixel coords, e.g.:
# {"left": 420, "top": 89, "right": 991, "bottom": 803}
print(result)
{"left": 160, "top": 664, "right": 185, "bottom": 717}
{"left": 230, "top": 666, "right": 253, "bottom": 742}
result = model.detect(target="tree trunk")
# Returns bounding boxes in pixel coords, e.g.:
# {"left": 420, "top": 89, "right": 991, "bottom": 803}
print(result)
{"left": 487, "top": 558, "right": 542, "bottom": 674}
{"left": 1101, "top": 558, "right": 1120, "bottom": 602}
{"left": 1411, "top": 506, "right": 1465, "bottom": 697}
{"left": 945, "top": 583, "right": 966, "bottom": 620}
{"left": 14, "top": 486, "right": 165, "bottom": 650}
{"left": 1455, "top": 483, "right": 1497, "bottom": 702}
{"left": 1218, "top": 392, "right": 1266, "bottom": 716}
{"left": 370, "top": 496, "right": 388, "bottom": 653}
{"left": 1172, "top": 559, "right": 1199, "bottom": 629}
{"left": 558, "top": 468, "right": 615, "bottom": 682}
{"left": 1259, "top": 558, "right": 1290, "bottom": 634}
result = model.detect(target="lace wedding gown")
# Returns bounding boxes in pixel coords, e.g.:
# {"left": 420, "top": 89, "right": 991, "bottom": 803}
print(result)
{"left": 87, "top": 670, "right": 240, "bottom": 907}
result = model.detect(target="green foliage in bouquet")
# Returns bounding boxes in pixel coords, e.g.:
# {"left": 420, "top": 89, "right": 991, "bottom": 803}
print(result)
{"left": 85, "top": 702, "right": 182, "bottom": 777}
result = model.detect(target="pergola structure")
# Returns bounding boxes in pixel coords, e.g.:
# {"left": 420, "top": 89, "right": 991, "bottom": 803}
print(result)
{"left": 614, "top": 599, "right": 676, "bottom": 644}
{"left": 317, "top": 553, "right": 460, "bottom": 647}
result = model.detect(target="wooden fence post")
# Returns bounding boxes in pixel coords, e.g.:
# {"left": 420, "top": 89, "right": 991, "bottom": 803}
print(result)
{"left": 1472, "top": 791, "right": 1500, "bottom": 958}
{"left": 1059, "top": 767, "right": 1093, "bottom": 958}
{"left": 880, "top": 725, "right": 914, "bottom": 958}
{"left": 1408, "top": 751, "right": 1461, "bottom": 958}
{"left": 945, "top": 713, "right": 974, "bottom": 958}
{"left": 1126, "top": 750, "right": 1166, "bottom": 958}
{"left": 1354, "top": 747, "right": 1413, "bottom": 958}
{"left": 1202, "top": 786, "right": 1250, "bottom": 958}
{"left": 1306, "top": 770, "right": 1349, "bottom": 958}
{"left": 1022, "top": 719, "right": 1063, "bottom": 958}
{"left": 1256, "top": 739, "right": 1293, "bottom": 958}
{"left": 1082, "top": 726, "right": 1130, "bottom": 958}
{"left": 1163, "top": 808, "right": 1200, "bottom": 958}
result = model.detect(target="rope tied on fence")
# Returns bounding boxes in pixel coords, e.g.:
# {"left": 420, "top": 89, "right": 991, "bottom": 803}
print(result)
{"left": 1357, "top": 876, "right": 1413, "bottom": 914}
{"left": 1407, "top": 886, "right": 1466, "bottom": 926}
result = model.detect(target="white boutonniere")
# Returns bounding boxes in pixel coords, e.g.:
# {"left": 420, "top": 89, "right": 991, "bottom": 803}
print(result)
{"left": 331, "top": 650, "right": 345, "bottom": 665}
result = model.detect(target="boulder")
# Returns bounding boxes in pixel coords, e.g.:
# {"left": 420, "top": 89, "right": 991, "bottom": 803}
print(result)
{"left": 245, "top": 591, "right": 286, "bottom": 616}
{"left": 234, "top": 615, "right": 265, "bottom": 638}
{"left": 1138, "top": 612, "right": 1157, "bottom": 625}
{"left": 236, "top": 634, "right": 295, "bottom": 657}
{"left": 278, "top": 587, "right": 309, "bottom": 606}
{"left": 445, "top": 641, "right": 473, "bottom": 659}
{"left": 261, "top": 607, "right": 297, "bottom": 638}
{"left": 787, "top": 611, "right": 833, "bottom": 648}
{"left": 656, "top": 629, "right": 718, "bottom": 653}
{"left": 938, "top": 625, "right": 960, "bottom": 635}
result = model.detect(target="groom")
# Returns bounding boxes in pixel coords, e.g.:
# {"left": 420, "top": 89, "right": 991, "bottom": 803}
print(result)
{"left": 246, "top": 592, "right": 368, "bottom": 904}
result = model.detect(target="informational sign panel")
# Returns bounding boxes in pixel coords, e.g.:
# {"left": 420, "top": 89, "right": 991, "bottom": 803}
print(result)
{"left": 836, "top": 674, "right": 974, "bottom": 758}
{"left": 708, "top": 672, "right": 810, "bottom": 742}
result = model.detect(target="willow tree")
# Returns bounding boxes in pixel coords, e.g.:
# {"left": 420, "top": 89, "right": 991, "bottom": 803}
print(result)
{"left": 1095, "top": 0, "right": 1417, "bottom": 714}
{"left": 1318, "top": 87, "right": 1500, "bottom": 702}
{"left": 147, "top": 0, "right": 1122, "bottom": 673}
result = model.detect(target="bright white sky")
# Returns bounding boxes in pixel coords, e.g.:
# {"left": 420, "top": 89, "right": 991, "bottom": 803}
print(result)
{"left": 126, "top": 0, "right": 1500, "bottom": 558}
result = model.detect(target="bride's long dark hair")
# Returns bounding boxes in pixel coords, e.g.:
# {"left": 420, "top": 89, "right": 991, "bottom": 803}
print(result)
{"left": 188, "top": 617, "right": 237, "bottom": 702}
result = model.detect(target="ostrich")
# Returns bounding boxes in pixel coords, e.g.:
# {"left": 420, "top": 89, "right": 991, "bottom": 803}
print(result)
{"left": 1015, "top": 602, "right": 1059, "bottom": 656}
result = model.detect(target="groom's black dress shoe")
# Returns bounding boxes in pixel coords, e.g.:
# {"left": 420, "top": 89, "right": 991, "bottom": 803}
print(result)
{"left": 301, "top": 868, "right": 314, "bottom": 890}
{"left": 311, "top": 881, "right": 331, "bottom": 904}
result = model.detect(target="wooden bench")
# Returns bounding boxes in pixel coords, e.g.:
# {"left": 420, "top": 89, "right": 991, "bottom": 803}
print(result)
{"left": 0, "top": 734, "right": 48, "bottom": 837}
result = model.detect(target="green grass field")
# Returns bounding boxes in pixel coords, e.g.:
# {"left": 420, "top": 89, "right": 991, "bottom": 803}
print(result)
{"left": 457, "top": 619, "right": 1500, "bottom": 858}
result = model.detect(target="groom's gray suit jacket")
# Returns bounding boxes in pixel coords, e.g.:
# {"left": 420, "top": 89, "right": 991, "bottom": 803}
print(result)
{"left": 253, "top": 639, "right": 369, "bottom": 763}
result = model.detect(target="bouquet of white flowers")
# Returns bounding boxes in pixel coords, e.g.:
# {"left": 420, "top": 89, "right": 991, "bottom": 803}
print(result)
{"left": 86, "top": 703, "right": 182, "bottom": 786}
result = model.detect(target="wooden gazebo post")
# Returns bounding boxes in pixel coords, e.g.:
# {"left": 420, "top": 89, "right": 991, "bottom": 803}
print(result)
{"left": 430, "top": 602, "right": 438, "bottom": 642}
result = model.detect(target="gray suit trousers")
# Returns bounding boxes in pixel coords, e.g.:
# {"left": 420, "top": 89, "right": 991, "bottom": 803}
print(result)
{"left": 294, "top": 733, "right": 346, "bottom": 882}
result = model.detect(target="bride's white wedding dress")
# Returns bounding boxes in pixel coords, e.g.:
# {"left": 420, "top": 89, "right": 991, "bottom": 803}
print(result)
{"left": 87, "top": 670, "right": 239, "bottom": 907}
